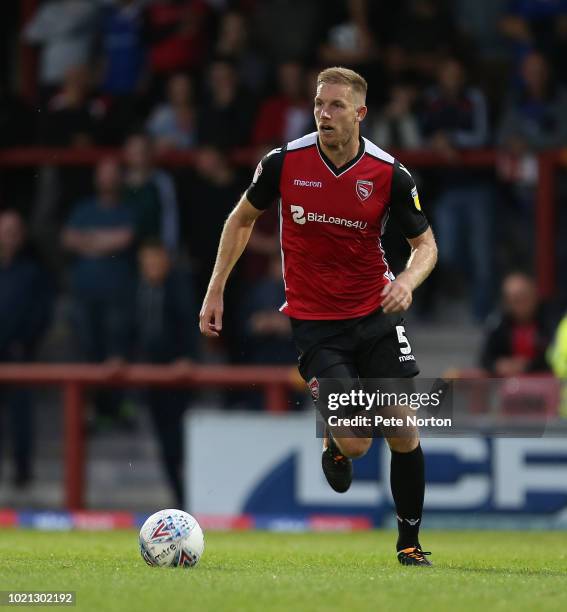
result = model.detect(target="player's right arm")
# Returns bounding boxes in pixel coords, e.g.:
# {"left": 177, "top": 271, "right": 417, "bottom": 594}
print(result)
{"left": 199, "top": 196, "right": 264, "bottom": 337}
{"left": 199, "top": 147, "right": 284, "bottom": 338}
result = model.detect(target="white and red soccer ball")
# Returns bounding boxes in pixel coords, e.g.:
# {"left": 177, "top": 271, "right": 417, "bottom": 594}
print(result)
{"left": 139, "top": 509, "right": 205, "bottom": 568}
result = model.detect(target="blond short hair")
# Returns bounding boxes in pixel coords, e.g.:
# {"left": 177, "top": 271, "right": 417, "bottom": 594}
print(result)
{"left": 316, "top": 67, "right": 368, "bottom": 103}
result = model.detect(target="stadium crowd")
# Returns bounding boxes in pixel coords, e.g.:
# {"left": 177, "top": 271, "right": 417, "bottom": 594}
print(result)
{"left": 2, "top": 0, "right": 567, "bottom": 491}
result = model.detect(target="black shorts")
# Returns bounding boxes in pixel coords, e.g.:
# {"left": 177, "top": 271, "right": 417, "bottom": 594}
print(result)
{"left": 290, "top": 308, "right": 420, "bottom": 384}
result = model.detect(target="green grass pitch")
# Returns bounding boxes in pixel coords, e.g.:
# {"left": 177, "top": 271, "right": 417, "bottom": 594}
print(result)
{"left": 1, "top": 529, "right": 566, "bottom": 612}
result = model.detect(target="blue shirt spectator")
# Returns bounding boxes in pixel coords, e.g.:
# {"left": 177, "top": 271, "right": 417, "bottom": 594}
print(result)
{"left": 65, "top": 195, "right": 135, "bottom": 299}
{"left": 100, "top": 0, "right": 147, "bottom": 96}
{"left": 420, "top": 58, "right": 493, "bottom": 322}
{"left": 420, "top": 59, "right": 488, "bottom": 150}
{"left": 500, "top": 0, "right": 567, "bottom": 76}
{"left": 498, "top": 51, "right": 567, "bottom": 150}
{"left": 0, "top": 210, "right": 53, "bottom": 489}
{"left": 62, "top": 158, "right": 135, "bottom": 358}
{"left": 0, "top": 211, "right": 53, "bottom": 361}
{"left": 146, "top": 73, "right": 196, "bottom": 151}
{"left": 62, "top": 158, "right": 135, "bottom": 427}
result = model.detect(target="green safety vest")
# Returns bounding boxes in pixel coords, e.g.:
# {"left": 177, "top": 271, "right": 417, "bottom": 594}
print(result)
{"left": 548, "top": 316, "right": 567, "bottom": 378}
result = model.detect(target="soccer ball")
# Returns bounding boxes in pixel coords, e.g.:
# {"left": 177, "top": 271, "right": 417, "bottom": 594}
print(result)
{"left": 139, "top": 509, "right": 205, "bottom": 568}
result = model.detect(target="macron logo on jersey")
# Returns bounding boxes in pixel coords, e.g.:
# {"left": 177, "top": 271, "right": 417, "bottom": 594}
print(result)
{"left": 290, "top": 205, "right": 367, "bottom": 230}
{"left": 293, "top": 179, "right": 322, "bottom": 188}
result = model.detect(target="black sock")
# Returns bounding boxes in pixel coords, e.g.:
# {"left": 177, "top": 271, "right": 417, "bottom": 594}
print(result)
{"left": 390, "top": 443, "right": 425, "bottom": 551}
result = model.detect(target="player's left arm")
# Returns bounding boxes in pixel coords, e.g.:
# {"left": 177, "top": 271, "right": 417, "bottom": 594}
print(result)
{"left": 381, "top": 162, "right": 438, "bottom": 314}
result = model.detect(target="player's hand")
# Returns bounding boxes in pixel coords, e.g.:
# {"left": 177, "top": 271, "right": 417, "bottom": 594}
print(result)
{"left": 199, "top": 292, "right": 224, "bottom": 337}
{"left": 381, "top": 279, "right": 413, "bottom": 313}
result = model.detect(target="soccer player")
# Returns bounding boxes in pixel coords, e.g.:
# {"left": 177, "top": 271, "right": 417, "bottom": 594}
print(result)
{"left": 200, "top": 67, "right": 438, "bottom": 566}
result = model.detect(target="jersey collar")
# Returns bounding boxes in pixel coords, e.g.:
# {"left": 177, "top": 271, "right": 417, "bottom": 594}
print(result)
{"left": 316, "top": 136, "right": 365, "bottom": 178}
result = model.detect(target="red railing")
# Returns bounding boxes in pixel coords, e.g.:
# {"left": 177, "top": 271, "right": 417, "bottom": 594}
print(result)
{"left": 0, "top": 364, "right": 301, "bottom": 511}
{"left": 0, "top": 146, "right": 564, "bottom": 297}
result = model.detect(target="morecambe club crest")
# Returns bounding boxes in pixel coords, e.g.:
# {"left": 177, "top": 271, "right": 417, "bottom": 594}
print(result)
{"left": 308, "top": 377, "right": 320, "bottom": 402}
{"left": 356, "top": 179, "right": 373, "bottom": 202}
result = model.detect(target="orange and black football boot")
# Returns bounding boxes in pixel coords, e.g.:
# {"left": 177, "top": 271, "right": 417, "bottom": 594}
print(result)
{"left": 397, "top": 547, "right": 433, "bottom": 567}
{"left": 321, "top": 434, "right": 352, "bottom": 493}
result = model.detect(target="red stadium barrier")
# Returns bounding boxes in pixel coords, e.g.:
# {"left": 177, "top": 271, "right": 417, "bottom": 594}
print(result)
{"left": 0, "top": 363, "right": 301, "bottom": 511}
{"left": 0, "top": 146, "right": 563, "bottom": 296}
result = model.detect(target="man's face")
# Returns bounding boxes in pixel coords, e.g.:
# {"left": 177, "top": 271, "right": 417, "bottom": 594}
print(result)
{"left": 124, "top": 136, "right": 152, "bottom": 169}
{"left": 314, "top": 82, "right": 365, "bottom": 149}
{"left": 503, "top": 275, "right": 538, "bottom": 322}
{"left": 168, "top": 73, "right": 192, "bottom": 105}
{"left": 95, "top": 159, "right": 122, "bottom": 194}
{"left": 522, "top": 53, "right": 548, "bottom": 92}
{"left": 438, "top": 60, "right": 464, "bottom": 96}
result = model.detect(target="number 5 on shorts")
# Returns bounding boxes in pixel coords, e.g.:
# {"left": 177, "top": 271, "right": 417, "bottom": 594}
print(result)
{"left": 396, "top": 325, "right": 412, "bottom": 355}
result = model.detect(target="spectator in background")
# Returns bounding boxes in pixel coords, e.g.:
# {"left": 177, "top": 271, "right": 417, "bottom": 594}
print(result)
{"left": 500, "top": 0, "right": 567, "bottom": 67}
{"left": 480, "top": 272, "right": 553, "bottom": 375}
{"left": 420, "top": 57, "right": 493, "bottom": 321}
{"left": 32, "top": 64, "right": 107, "bottom": 271}
{"left": 213, "top": 10, "right": 267, "bottom": 94}
{"left": 253, "top": 0, "right": 319, "bottom": 64}
{"left": 0, "top": 211, "right": 53, "bottom": 489}
{"left": 497, "top": 52, "right": 567, "bottom": 274}
{"left": 185, "top": 146, "right": 247, "bottom": 295}
{"left": 421, "top": 58, "right": 489, "bottom": 151}
{"left": 40, "top": 64, "right": 107, "bottom": 147}
{"left": 239, "top": 251, "right": 297, "bottom": 410}
{"left": 123, "top": 133, "right": 180, "bottom": 254}
{"left": 133, "top": 240, "right": 199, "bottom": 505}
{"left": 62, "top": 158, "right": 135, "bottom": 428}
{"left": 495, "top": 132, "right": 539, "bottom": 272}
{"left": 241, "top": 252, "right": 295, "bottom": 366}
{"left": 144, "top": 0, "right": 212, "bottom": 97}
{"left": 369, "top": 82, "right": 422, "bottom": 150}
{"left": 317, "top": 0, "right": 377, "bottom": 71}
{"left": 197, "top": 58, "right": 256, "bottom": 148}
{"left": 99, "top": 0, "right": 147, "bottom": 97}
{"left": 455, "top": 0, "right": 510, "bottom": 61}
{"left": 98, "top": 0, "right": 149, "bottom": 144}
{"left": 24, "top": 0, "right": 100, "bottom": 101}
{"left": 389, "top": 0, "right": 461, "bottom": 82}
{"left": 252, "top": 61, "right": 311, "bottom": 147}
{"left": 146, "top": 73, "right": 196, "bottom": 152}
{"left": 497, "top": 53, "right": 567, "bottom": 273}
{"left": 499, "top": 51, "right": 567, "bottom": 150}
{"left": 185, "top": 146, "right": 247, "bottom": 361}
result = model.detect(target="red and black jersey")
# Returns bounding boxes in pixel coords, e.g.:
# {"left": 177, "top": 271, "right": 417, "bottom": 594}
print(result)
{"left": 245, "top": 132, "right": 429, "bottom": 320}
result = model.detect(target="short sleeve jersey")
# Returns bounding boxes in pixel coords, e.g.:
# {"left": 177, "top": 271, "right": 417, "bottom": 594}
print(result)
{"left": 246, "top": 132, "right": 429, "bottom": 320}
